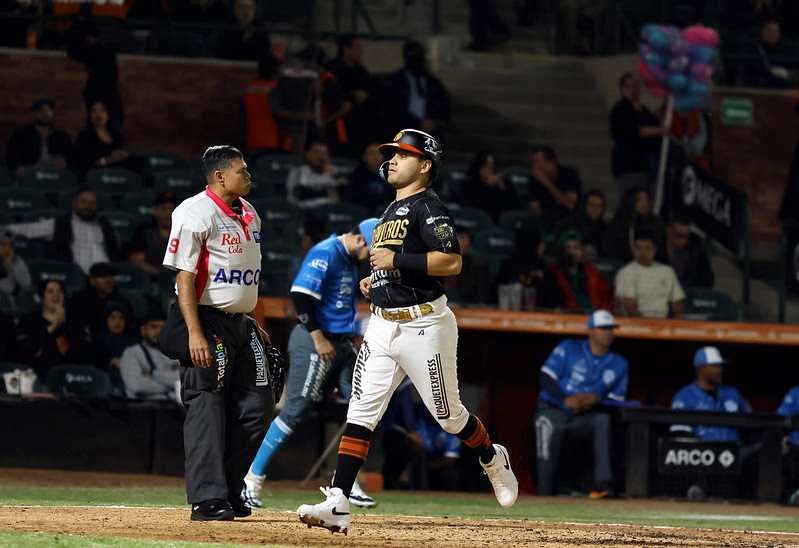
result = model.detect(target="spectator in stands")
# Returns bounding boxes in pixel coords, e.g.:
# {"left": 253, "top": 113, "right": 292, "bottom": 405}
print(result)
{"left": 670, "top": 347, "right": 751, "bottom": 441}
{"left": 382, "top": 380, "right": 461, "bottom": 491}
{"left": 327, "top": 35, "right": 381, "bottom": 155}
{"left": 73, "top": 100, "right": 131, "bottom": 176}
{"left": 0, "top": 231, "right": 31, "bottom": 299}
{"left": 660, "top": 218, "right": 714, "bottom": 289}
{"left": 495, "top": 217, "right": 546, "bottom": 306}
{"left": 317, "top": 55, "right": 353, "bottom": 158}
{"left": 463, "top": 150, "right": 518, "bottom": 221}
{"left": 16, "top": 280, "right": 91, "bottom": 379}
{"left": 609, "top": 73, "right": 667, "bottom": 197}
{"left": 603, "top": 187, "right": 664, "bottom": 263}
{"left": 444, "top": 225, "right": 492, "bottom": 306}
{"left": 243, "top": 54, "right": 285, "bottom": 153}
{"left": 615, "top": 229, "right": 685, "bottom": 319}
{"left": 120, "top": 310, "right": 180, "bottom": 401}
{"left": 345, "top": 143, "right": 394, "bottom": 214}
{"left": 5, "top": 98, "right": 73, "bottom": 177}
{"left": 535, "top": 310, "right": 628, "bottom": 498}
{"left": 742, "top": 19, "right": 798, "bottom": 88}
{"left": 98, "top": 302, "right": 137, "bottom": 392}
{"left": 467, "top": 0, "right": 510, "bottom": 52}
{"left": 5, "top": 187, "right": 121, "bottom": 274}
{"left": 216, "top": 0, "right": 271, "bottom": 61}
{"left": 528, "top": 145, "right": 582, "bottom": 227}
{"left": 286, "top": 140, "right": 341, "bottom": 208}
{"left": 67, "top": 262, "right": 133, "bottom": 348}
{"left": 543, "top": 230, "right": 613, "bottom": 312}
{"left": 383, "top": 40, "right": 450, "bottom": 142}
{"left": 554, "top": 189, "right": 608, "bottom": 260}
{"left": 128, "top": 192, "right": 176, "bottom": 277}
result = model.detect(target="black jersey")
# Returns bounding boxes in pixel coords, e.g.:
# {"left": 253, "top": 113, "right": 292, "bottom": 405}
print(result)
{"left": 369, "top": 189, "right": 460, "bottom": 308}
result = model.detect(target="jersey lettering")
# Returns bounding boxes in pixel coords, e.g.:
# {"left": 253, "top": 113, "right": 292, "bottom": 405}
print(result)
{"left": 213, "top": 268, "right": 261, "bottom": 285}
{"left": 168, "top": 238, "right": 179, "bottom": 253}
{"left": 372, "top": 219, "right": 409, "bottom": 248}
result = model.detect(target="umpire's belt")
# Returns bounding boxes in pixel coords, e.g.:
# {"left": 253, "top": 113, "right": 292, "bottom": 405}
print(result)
{"left": 371, "top": 302, "right": 434, "bottom": 322}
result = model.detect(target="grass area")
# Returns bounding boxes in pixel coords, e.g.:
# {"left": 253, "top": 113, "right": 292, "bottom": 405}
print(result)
{"left": 0, "top": 485, "right": 798, "bottom": 534}
{"left": 0, "top": 530, "right": 275, "bottom": 548}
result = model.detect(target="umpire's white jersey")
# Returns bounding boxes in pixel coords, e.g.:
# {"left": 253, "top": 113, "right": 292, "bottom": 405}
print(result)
{"left": 162, "top": 187, "right": 262, "bottom": 313}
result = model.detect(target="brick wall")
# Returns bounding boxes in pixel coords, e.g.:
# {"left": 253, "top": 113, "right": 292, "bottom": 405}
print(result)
{"left": 0, "top": 48, "right": 256, "bottom": 164}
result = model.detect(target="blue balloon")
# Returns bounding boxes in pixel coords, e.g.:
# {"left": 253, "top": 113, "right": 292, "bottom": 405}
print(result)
{"left": 642, "top": 24, "right": 671, "bottom": 51}
{"left": 644, "top": 51, "right": 667, "bottom": 68}
{"left": 689, "top": 46, "right": 715, "bottom": 63}
{"left": 667, "top": 73, "right": 689, "bottom": 91}
{"left": 686, "top": 81, "right": 709, "bottom": 96}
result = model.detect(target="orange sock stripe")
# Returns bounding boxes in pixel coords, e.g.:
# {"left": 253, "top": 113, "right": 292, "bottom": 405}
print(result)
{"left": 463, "top": 417, "right": 491, "bottom": 449}
{"left": 338, "top": 436, "right": 370, "bottom": 460}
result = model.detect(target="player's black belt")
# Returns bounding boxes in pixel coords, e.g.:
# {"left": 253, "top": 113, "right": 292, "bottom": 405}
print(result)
{"left": 198, "top": 304, "right": 244, "bottom": 319}
{"left": 371, "top": 302, "right": 435, "bottom": 322}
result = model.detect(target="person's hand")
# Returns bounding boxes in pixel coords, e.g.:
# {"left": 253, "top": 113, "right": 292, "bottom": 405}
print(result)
{"left": 351, "top": 89, "right": 369, "bottom": 104}
{"left": 370, "top": 248, "right": 395, "bottom": 271}
{"left": 485, "top": 172, "right": 504, "bottom": 187}
{"left": 110, "top": 357, "right": 121, "bottom": 369}
{"left": 188, "top": 330, "right": 212, "bottom": 368}
{"left": 359, "top": 276, "right": 372, "bottom": 298}
{"left": 310, "top": 330, "right": 335, "bottom": 362}
{"left": 564, "top": 395, "right": 583, "bottom": 412}
{"left": 324, "top": 162, "right": 337, "bottom": 176}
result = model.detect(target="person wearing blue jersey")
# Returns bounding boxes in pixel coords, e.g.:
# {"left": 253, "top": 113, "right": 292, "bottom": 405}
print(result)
{"left": 241, "top": 218, "right": 378, "bottom": 509}
{"left": 778, "top": 386, "right": 799, "bottom": 505}
{"left": 670, "top": 346, "right": 751, "bottom": 442}
{"left": 535, "top": 310, "right": 628, "bottom": 498}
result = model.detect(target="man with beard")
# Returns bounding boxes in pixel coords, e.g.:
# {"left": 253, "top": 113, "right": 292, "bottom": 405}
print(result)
{"left": 5, "top": 98, "right": 73, "bottom": 176}
{"left": 4, "top": 187, "right": 120, "bottom": 274}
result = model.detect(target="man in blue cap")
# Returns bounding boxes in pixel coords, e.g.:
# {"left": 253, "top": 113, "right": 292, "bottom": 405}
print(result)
{"left": 535, "top": 309, "right": 629, "bottom": 498}
{"left": 242, "top": 218, "right": 379, "bottom": 509}
{"left": 670, "top": 346, "right": 751, "bottom": 441}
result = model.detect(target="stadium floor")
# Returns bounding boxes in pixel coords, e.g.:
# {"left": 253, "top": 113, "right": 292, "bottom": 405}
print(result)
{"left": 0, "top": 469, "right": 796, "bottom": 547}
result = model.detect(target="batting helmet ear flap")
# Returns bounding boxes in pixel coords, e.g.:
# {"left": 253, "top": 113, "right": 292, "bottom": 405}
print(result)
{"left": 378, "top": 161, "right": 390, "bottom": 182}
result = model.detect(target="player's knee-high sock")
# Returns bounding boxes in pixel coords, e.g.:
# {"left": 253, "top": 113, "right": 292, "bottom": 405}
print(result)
{"left": 250, "top": 416, "right": 293, "bottom": 476}
{"left": 332, "top": 423, "right": 371, "bottom": 497}
{"left": 457, "top": 414, "right": 496, "bottom": 463}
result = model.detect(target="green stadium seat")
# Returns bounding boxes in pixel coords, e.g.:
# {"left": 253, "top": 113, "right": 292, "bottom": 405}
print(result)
{"left": 121, "top": 191, "right": 156, "bottom": 218}
{"left": 110, "top": 262, "right": 154, "bottom": 294}
{"left": 307, "top": 202, "right": 368, "bottom": 235}
{"left": 18, "top": 208, "right": 62, "bottom": 222}
{"left": 0, "top": 165, "right": 11, "bottom": 187}
{"left": 503, "top": 167, "right": 531, "bottom": 203}
{"left": 259, "top": 245, "right": 300, "bottom": 297}
{"left": 12, "top": 288, "right": 38, "bottom": 316}
{"left": 447, "top": 204, "right": 493, "bottom": 233}
{"left": 473, "top": 227, "right": 515, "bottom": 259}
{"left": 27, "top": 259, "right": 86, "bottom": 295}
{"left": 330, "top": 156, "right": 359, "bottom": 183}
{"left": 439, "top": 164, "right": 468, "bottom": 203}
{"left": 252, "top": 197, "right": 303, "bottom": 244}
{"left": 16, "top": 166, "right": 78, "bottom": 192}
{"left": 592, "top": 257, "right": 624, "bottom": 285}
{"left": 86, "top": 168, "right": 144, "bottom": 196}
{"left": 152, "top": 170, "right": 200, "bottom": 202}
{"left": 98, "top": 211, "right": 140, "bottom": 246}
{"left": 0, "top": 188, "right": 50, "bottom": 221}
{"left": 119, "top": 289, "right": 156, "bottom": 321}
{"left": 255, "top": 153, "right": 300, "bottom": 185}
{"left": 498, "top": 209, "right": 539, "bottom": 234}
{"left": 12, "top": 237, "right": 48, "bottom": 261}
{"left": 47, "top": 364, "right": 112, "bottom": 398}
{"left": 55, "top": 188, "right": 115, "bottom": 212}
{"left": 140, "top": 151, "right": 190, "bottom": 178}
{"left": 684, "top": 287, "right": 740, "bottom": 322}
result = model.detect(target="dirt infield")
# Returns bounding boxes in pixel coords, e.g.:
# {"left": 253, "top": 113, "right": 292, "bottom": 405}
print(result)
{"left": 0, "top": 469, "right": 798, "bottom": 547}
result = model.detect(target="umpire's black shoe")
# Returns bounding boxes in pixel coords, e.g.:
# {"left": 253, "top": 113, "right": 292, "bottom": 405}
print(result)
{"left": 229, "top": 497, "right": 252, "bottom": 518}
{"left": 191, "top": 499, "right": 235, "bottom": 521}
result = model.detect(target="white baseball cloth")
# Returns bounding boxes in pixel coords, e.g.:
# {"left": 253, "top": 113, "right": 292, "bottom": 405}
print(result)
{"left": 162, "top": 187, "right": 262, "bottom": 313}
{"left": 614, "top": 260, "right": 685, "bottom": 319}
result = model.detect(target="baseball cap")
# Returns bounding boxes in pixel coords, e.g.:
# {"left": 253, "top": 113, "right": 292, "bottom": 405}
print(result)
{"left": 359, "top": 217, "right": 379, "bottom": 248}
{"left": 587, "top": 310, "right": 618, "bottom": 329}
{"left": 693, "top": 346, "right": 727, "bottom": 368}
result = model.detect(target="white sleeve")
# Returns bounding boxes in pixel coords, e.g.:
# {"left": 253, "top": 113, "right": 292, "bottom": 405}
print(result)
{"left": 5, "top": 218, "right": 56, "bottom": 240}
{"left": 614, "top": 265, "right": 634, "bottom": 299}
{"left": 162, "top": 208, "right": 210, "bottom": 273}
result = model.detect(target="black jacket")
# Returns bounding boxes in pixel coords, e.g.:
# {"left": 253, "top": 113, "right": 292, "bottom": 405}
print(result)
{"left": 51, "top": 215, "right": 121, "bottom": 265}
{"left": 5, "top": 124, "right": 73, "bottom": 175}
{"left": 383, "top": 69, "right": 450, "bottom": 137}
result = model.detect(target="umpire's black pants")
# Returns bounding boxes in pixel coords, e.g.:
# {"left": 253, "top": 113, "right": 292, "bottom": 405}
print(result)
{"left": 160, "top": 304, "right": 274, "bottom": 504}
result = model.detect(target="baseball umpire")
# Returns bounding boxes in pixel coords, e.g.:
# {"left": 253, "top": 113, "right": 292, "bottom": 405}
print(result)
{"left": 159, "top": 145, "right": 276, "bottom": 521}
{"left": 297, "top": 129, "right": 518, "bottom": 535}
{"left": 241, "top": 217, "right": 379, "bottom": 510}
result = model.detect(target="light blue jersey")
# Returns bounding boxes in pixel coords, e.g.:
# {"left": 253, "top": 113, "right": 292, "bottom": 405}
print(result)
{"left": 671, "top": 383, "right": 751, "bottom": 442}
{"left": 290, "top": 235, "right": 357, "bottom": 335}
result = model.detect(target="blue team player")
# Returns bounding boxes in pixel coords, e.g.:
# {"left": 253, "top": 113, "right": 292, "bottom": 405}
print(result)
{"left": 241, "top": 218, "right": 379, "bottom": 509}
{"left": 535, "top": 310, "right": 629, "bottom": 498}
{"left": 777, "top": 385, "right": 799, "bottom": 504}
{"left": 670, "top": 346, "right": 751, "bottom": 441}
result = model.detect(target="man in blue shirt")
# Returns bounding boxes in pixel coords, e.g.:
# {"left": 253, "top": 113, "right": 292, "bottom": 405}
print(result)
{"left": 670, "top": 346, "right": 751, "bottom": 441}
{"left": 777, "top": 386, "right": 799, "bottom": 504}
{"left": 535, "top": 310, "right": 629, "bottom": 498}
{"left": 241, "top": 218, "right": 378, "bottom": 509}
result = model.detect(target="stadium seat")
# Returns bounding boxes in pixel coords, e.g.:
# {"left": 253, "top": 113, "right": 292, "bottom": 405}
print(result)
{"left": 47, "top": 364, "right": 112, "bottom": 398}
{"left": 152, "top": 170, "right": 200, "bottom": 202}
{"left": 307, "top": 202, "right": 368, "bottom": 235}
{"left": 12, "top": 237, "right": 48, "bottom": 261}
{"left": 684, "top": 287, "right": 740, "bottom": 322}
{"left": 330, "top": 156, "right": 359, "bottom": 183}
{"left": 18, "top": 208, "right": 62, "bottom": 223}
{"left": 0, "top": 188, "right": 50, "bottom": 220}
{"left": 110, "top": 262, "right": 154, "bottom": 294}
{"left": 27, "top": 259, "right": 86, "bottom": 295}
{"left": 121, "top": 191, "right": 156, "bottom": 218}
{"left": 592, "top": 257, "right": 624, "bottom": 285}
{"left": 498, "top": 209, "right": 539, "bottom": 234}
{"left": 119, "top": 289, "right": 156, "bottom": 321}
{"left": 503, "top": 167, "right": 531, "bottom": 203}
{"left": 16, "top": 166, "right": 78, "bottom": 192}
{"left": 439, "top": 164, "right": 469, "bottom": 203}
{"left": 447, "top": 204, "right": 493, "bottom": 233}
{"left": 0, "top": 165, "right": 11, "bottom": 187}
{"left": 56, "top": 188, "right": 114, "bottom": 212}
{"left": 86, "top": 167, "right": 144, "bottom": 196}
{"left": 252, "top": 197, "right": 303, "bottom": 245}
{"left": 473, "top": 227, "right": 515, "bottom": 259}
{"left": 139, "top": 151, "right": 190, "bottom": 178}
{"left": 12, "top": 288, "right": 38, "bottom": 316}
{"left": 98, "top": 211, "right": 140, "bottom": 246}
{"left": 259, "top": 245, "right": 300, "bottom": 297}
{"left": 254, "top": 153, "right": 300, "bottom": 185}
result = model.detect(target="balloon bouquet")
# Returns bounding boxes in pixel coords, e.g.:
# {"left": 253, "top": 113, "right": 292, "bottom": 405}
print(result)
{"left": 637, "top": 24, "right": 720, "bottom": 211}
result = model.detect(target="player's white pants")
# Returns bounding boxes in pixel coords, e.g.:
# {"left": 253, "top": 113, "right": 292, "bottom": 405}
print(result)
{"left": 347, "top": 295, "right": 470, "bottom": 434}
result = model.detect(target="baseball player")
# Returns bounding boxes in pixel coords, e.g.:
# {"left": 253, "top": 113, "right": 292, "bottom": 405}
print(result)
{"left": 158, "top": 145, "right": 274, "bottom": 521}
{"left": 241, "top": 217, "right": 379, "bottom": 509}
{"left": 297, "top": 129, "right": 518, "bottom": 535}
{"left": 534, "top": 310, "right": 628, "bottom": 498}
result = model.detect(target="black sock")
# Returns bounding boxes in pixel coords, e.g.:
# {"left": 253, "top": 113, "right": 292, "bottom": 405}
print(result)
{"left": 331, "top": 423, "right": 372, "bottom": 497}
{"left": 457, "top": 414, "right": 497, "bottom": 463}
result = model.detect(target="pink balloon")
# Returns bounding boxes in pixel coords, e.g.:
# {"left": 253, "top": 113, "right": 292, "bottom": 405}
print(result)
{"left": 682, "top": 25, "right": 720, "bottom": 47}
{"left": 645, "top": 81, "right": 668, "bottom": 97}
